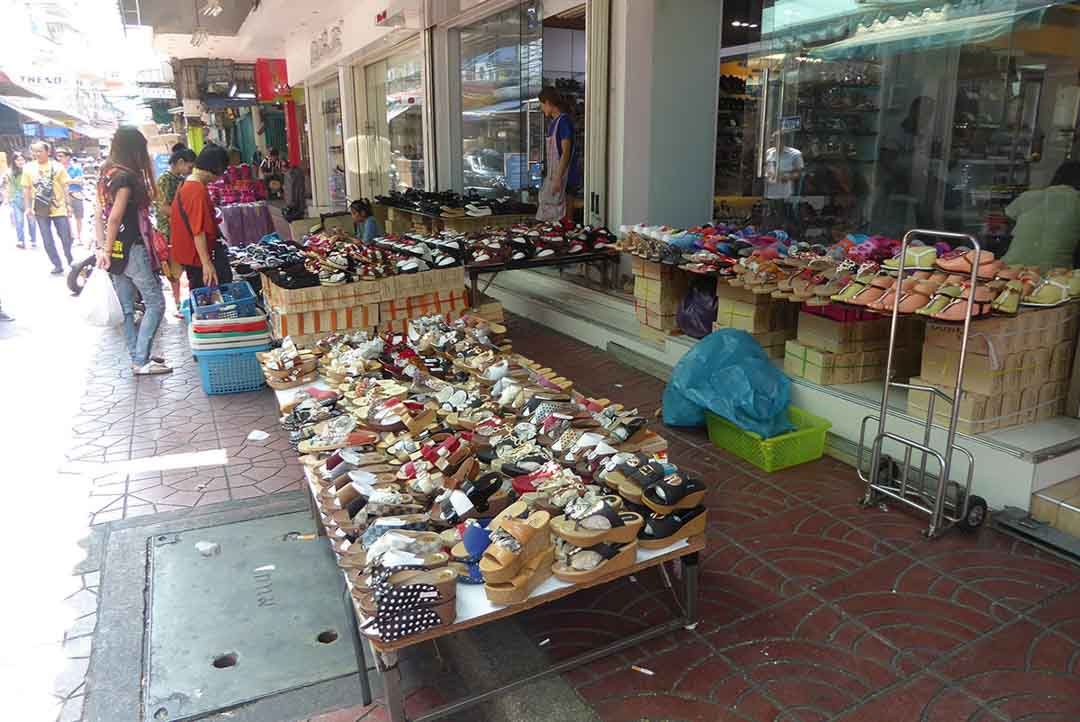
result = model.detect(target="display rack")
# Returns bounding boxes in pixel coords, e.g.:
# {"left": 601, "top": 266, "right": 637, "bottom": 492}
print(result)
{"left": 857, "top": 229, "right": 988, "bottom": 538}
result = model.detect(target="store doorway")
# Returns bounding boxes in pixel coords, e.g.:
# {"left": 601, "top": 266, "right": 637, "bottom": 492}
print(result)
{"left": 541, "top": 4, "right": 586, "bottom": 223}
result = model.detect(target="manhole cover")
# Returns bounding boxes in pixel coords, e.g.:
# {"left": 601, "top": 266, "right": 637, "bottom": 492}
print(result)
{"left": 144, "top": 513, "right": 357, "bottom": 720}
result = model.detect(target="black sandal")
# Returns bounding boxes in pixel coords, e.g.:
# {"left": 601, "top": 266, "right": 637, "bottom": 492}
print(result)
{"left": 638, "top": 506, "right": 707, "bottom": 549}
{"left": 641, "top": 470, "right": 707, "bottom": 514}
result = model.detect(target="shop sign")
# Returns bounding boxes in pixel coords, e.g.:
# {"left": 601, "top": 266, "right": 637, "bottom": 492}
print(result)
{"left": 781, "top": 116, "right": 801, "bottom": 131}
{"left": 140, "top": 86, "right": 177, "bottom": 100}
{"left": 310, "top": 19, "right": 344, "bottom": 67}
{"left": 205, "top": 59, "right": 235, "bottom": 85}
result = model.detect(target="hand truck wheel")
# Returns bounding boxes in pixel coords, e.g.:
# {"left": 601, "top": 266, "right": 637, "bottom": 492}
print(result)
{"left": 957, "top": 494, "right": 988, "bottom": 532}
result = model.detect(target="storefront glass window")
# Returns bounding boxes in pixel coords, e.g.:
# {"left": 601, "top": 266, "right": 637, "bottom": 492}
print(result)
{"left": 320, "top": 79, "right": 346, "bottom": 210}
{"left": 730, "top": 0, "right": 1080, "bottom": 253}
{"left": 364, "top": 42, "right": 425, "bottom": 195}
{"left": 459, "top": 0, "right": 543, "bottom": 198}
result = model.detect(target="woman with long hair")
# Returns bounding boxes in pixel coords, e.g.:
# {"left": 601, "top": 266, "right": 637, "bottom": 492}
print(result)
{"left": 5, "top": 152, "right": 37, "bottom": 249}
{"left": 95, "top": 126, "right": 170, "bottom": 375}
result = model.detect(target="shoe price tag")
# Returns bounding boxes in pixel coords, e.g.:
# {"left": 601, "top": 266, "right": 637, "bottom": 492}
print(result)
{"left": 350, "top": 479, "right": 376, "bottom": 498}
{"left": 448, "top": 489, "right": 474, "bottom": 517}
{"left": 380, "top": 549, "right": 423, "bottom": 567}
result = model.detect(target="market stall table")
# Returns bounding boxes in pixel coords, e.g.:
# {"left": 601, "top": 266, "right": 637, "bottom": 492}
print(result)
{"left": 467, "top": 249, "right": 620, "bottom": 307}
{"left": 273, "top": 373, "right": 703, "bottom": 722}
{"left": 377, "top": 202, "right": 535, "bottom": 235}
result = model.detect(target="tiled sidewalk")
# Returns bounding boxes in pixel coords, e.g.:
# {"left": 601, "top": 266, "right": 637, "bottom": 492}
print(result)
{"left": 69, "top": 320, "right": 302, "bottom": 526}
{"left": 61, "top": 312, "right": 1080, "bottom": 722}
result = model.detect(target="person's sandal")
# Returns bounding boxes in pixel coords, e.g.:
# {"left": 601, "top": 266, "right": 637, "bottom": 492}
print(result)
{"left": 483, "top": 545, "right": 555, "bottom": 605}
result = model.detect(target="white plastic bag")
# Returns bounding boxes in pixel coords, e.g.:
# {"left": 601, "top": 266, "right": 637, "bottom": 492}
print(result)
{"left": 82, "top": 270, "right": 124, "bottom": 327}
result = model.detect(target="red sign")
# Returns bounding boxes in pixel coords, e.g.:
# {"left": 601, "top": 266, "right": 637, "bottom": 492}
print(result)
{"left": 254, "top": 58, "right": 289, "bottom": 102}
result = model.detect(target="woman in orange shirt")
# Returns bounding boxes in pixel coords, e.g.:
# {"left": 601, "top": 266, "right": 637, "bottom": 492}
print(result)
{"left": 170, "top": 144, "right": 233, "bottom": 289}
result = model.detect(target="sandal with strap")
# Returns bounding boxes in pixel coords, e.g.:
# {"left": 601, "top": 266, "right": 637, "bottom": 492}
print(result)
{"left": 641, "top": 470, "right": 707, "bottom": 514}
{"left": 483, "top": 544, "right": 555, "bottom": 605}
{"left": 552, "top": 541, "right": 638, "bottom": 583}
{"left": 360, "top": 598, "right": 457, "bottom": 642}
{"left": 550, "top": 500, "right": 644, "bottom": 545}
{"left": 599, "top": 452, "right": 667, "bottom": 504}
{"left": 479, "top": 509, "right": 551, "bottom": 584}
{"left": 638, "top": 506, "right": 708, "bottom": 549}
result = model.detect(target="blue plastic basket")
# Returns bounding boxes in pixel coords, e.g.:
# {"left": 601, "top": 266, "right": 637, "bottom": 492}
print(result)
{"left": 194, "top": 344, "right": 270, "bottom": 395}
{"left": 180, "top": 299, "right": 192, "bottom": 324}
{"left": 191, "top": 281, "right": 259, "bottom": 320}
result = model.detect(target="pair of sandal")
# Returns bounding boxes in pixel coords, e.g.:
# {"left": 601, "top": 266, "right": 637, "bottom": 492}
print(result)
{"left": 599, "top": 453, "right": 707, "bottom": 512}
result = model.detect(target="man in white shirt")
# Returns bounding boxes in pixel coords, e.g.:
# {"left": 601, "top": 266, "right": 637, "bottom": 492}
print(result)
{"left": 764, "top": 133, "right": 804, "bottom": 231}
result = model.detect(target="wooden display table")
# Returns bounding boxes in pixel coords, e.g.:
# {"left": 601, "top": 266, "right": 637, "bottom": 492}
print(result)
{"left": 272, "top": 374, "right": 703, "bottom": 722}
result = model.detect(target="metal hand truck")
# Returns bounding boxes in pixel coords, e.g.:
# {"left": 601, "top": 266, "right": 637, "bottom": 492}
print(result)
{"left": 857, "top": 229, "right": 988, "bottom": 538}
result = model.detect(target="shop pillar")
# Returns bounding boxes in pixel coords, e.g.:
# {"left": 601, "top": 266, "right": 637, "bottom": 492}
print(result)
{"left": 285, "top": 99, "right": 301, "bottom": 168}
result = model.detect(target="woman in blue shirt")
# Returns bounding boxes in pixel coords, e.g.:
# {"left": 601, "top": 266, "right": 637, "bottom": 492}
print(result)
{"left": 537, "top": 87, "right": 580, "bottom": 223}
{"left": 350, "top": 198, "right": 382, "bottom": 243}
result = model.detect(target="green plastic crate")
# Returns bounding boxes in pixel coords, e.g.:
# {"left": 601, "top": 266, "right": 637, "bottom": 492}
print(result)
{"left": 705, "top": 406, "right": 831, "bottom": 472}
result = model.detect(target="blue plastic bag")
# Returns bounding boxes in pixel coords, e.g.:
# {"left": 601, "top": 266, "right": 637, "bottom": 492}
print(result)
{"left": 662, "top": 328, "right": 794, "bottom": 438}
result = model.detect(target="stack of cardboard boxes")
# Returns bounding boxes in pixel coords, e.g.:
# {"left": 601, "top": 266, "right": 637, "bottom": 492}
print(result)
{"left": 262, "top": 267, "right": 469, "bottom": 346}
{"left": 631, "top": 257, "right": 689, "bottom": 342}
{"left": 713, "top": 283, "right": 798, "bottom": 358}
{"left": 1031, "top": 475, "right": 1080, "bottom": 538}
{"left": 784, "top": 311, "right": 923, "bottom": 385}
{"left": 908, "top": 305, "right": 1078, "bottom": 434}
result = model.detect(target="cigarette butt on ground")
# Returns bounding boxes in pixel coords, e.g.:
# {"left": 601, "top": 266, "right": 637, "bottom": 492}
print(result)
{"left": 631, "top": 666, "right": 655, "bottom": 676}
{"left": 297, "top": 534, "right": 317, "bottom": 541}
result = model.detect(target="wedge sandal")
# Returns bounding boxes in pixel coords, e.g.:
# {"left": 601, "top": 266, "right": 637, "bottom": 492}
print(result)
{"left": 549, "top": 500, "right": 645, "bottom": 546}
{"left": 641, "top": 470, "right": 707, "bottom": 514}
{"left": 638, "top": 506, "right": 708, "bottom": 549}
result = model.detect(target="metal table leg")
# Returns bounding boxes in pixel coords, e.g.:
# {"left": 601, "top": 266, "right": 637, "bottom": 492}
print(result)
{"left": 470, "top": 270, "right": 480, "bottom": 309}
{"left": 682, "top": 552, "right": 700, "bottom": 629}
{"left": 378, "top": 651, "right": 406, "bottom": 722}
{"left": 342, "top": 585, "right": 373, "bottom": 705}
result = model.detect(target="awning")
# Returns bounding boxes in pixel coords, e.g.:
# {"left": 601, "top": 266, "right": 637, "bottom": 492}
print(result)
{"left": 0, "top": 95, "right": 90, "bottom": 126}
{"left": 72, "top": 124, "right": 114, "bottom": 140}
{"left": 0, "top": 71, "right": 42, "bottom": 99}
{"left": 811, "top": 0, "right": 1052, "bottom": 59}
{"left": 762, "top": 0, "right": 1055, "bottom": 54}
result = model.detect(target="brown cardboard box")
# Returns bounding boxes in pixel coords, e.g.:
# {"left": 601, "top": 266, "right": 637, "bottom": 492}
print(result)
{"left": 907, "top": 375, "right": 990, "bottom": 422}
{"left": 641, "top": 260, "right": 680, "bottom": 280}
{"left": 716, "top": 298, "right": 797, "bottom": 333}
{"left": 920, "top": 344, "right": 1019, "bottom": 395}
{"left": 645, "top": 309, "right": 679, "bottom": 331}
{"left": 1030, "top": 476, "right": 1080, "bottom": 527}
{"left": 1021, "top": 347, "right": 1052, "bottom": 389}
{"left": 1037, "top": 381, "right": 1067, "bottom": 421}
{"left": 924, "top": 314, "right": 1028, "bottom": 357}
{"left": 634, "top": 300, "right": 648, "bottom": 324}
{"left": 999, "top": 390, "right": 1022, "bottom": 429}
{"left": 269, "top": 303, "right": 380, "bottom": 340}
{"left": 1018, "top": 386, "right": 1040, "bottom": 425}
{"left": 715, "top": 281, "right": 769, "bottom": 305}
{"left": 1050, "top": 340, "right": 1075, "bottom": 381}
{"left": 630, "top": 255, "right": 644, "bottom": 276}
{"left": 785, "top": 340, "right": 860, "bottom": 385}
{"left": 797, "top": 312, "right": 890, "bottom": 353}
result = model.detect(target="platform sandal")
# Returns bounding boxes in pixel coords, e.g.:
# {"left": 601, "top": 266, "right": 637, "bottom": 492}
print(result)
{"left": 641, "top": 470, "right": 707, "bottom": 514}
{"left": 549, "top": 500, "right": 644, "bottom": 545}
{"left": 551, "top": 541, "right": 638, "bottom": 583}
{"left": 479, "top": 510, "right": 552, "bottom": 584}
{"left": 638, "top": 506, "right": 708, "bottom": 549}
{"left": 484, "top": 545, "right": 555, "bottom": 605}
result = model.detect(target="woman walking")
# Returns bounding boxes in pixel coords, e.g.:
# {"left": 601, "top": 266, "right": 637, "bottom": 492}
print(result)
{"left": 154, "top": 146, "right": 196, "bottom": 316}
{"left": 4, "top": 153, "right": 36, "bottom": 249}
{"left": 95, "top": 126, "right": 170, "bottom": 375}
{"left": 170, "top": 144, "right": 233, "bottom": 289}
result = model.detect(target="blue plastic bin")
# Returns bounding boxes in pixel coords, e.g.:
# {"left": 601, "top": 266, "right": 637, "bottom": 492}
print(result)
{"left": 190, "top": 281, "right": 259, "bottom": 320}
{"left": 194, "top": 344, "right": 270, "bottom": 395}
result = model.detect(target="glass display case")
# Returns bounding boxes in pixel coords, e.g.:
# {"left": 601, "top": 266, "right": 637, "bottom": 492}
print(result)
{"left": 364, "top": 41, "right": 425, "bottom": 195}
{"left": 728, "top": 0, "right": 1080, "bottom": 251}
{"left": 459, "top": 0, "right": 543, "bottom": 198}
{"left": 320, "top": 79, "right": 346, "bottom": 210}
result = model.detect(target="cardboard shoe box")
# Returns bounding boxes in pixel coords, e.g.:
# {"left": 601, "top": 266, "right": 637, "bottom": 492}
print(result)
{"left": 716, "top": 298, "right": 797, "bottom": 333}
{"left": 920, "top": 344, "right": 1020, "bottom": 396}
{"left": 1030, "top": 476, "right": 1080, "bottom": 537}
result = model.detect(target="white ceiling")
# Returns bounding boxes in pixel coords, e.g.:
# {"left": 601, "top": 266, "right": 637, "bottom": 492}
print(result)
{"left": 151, "top": 0, "right": 330, "bottom": 63}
